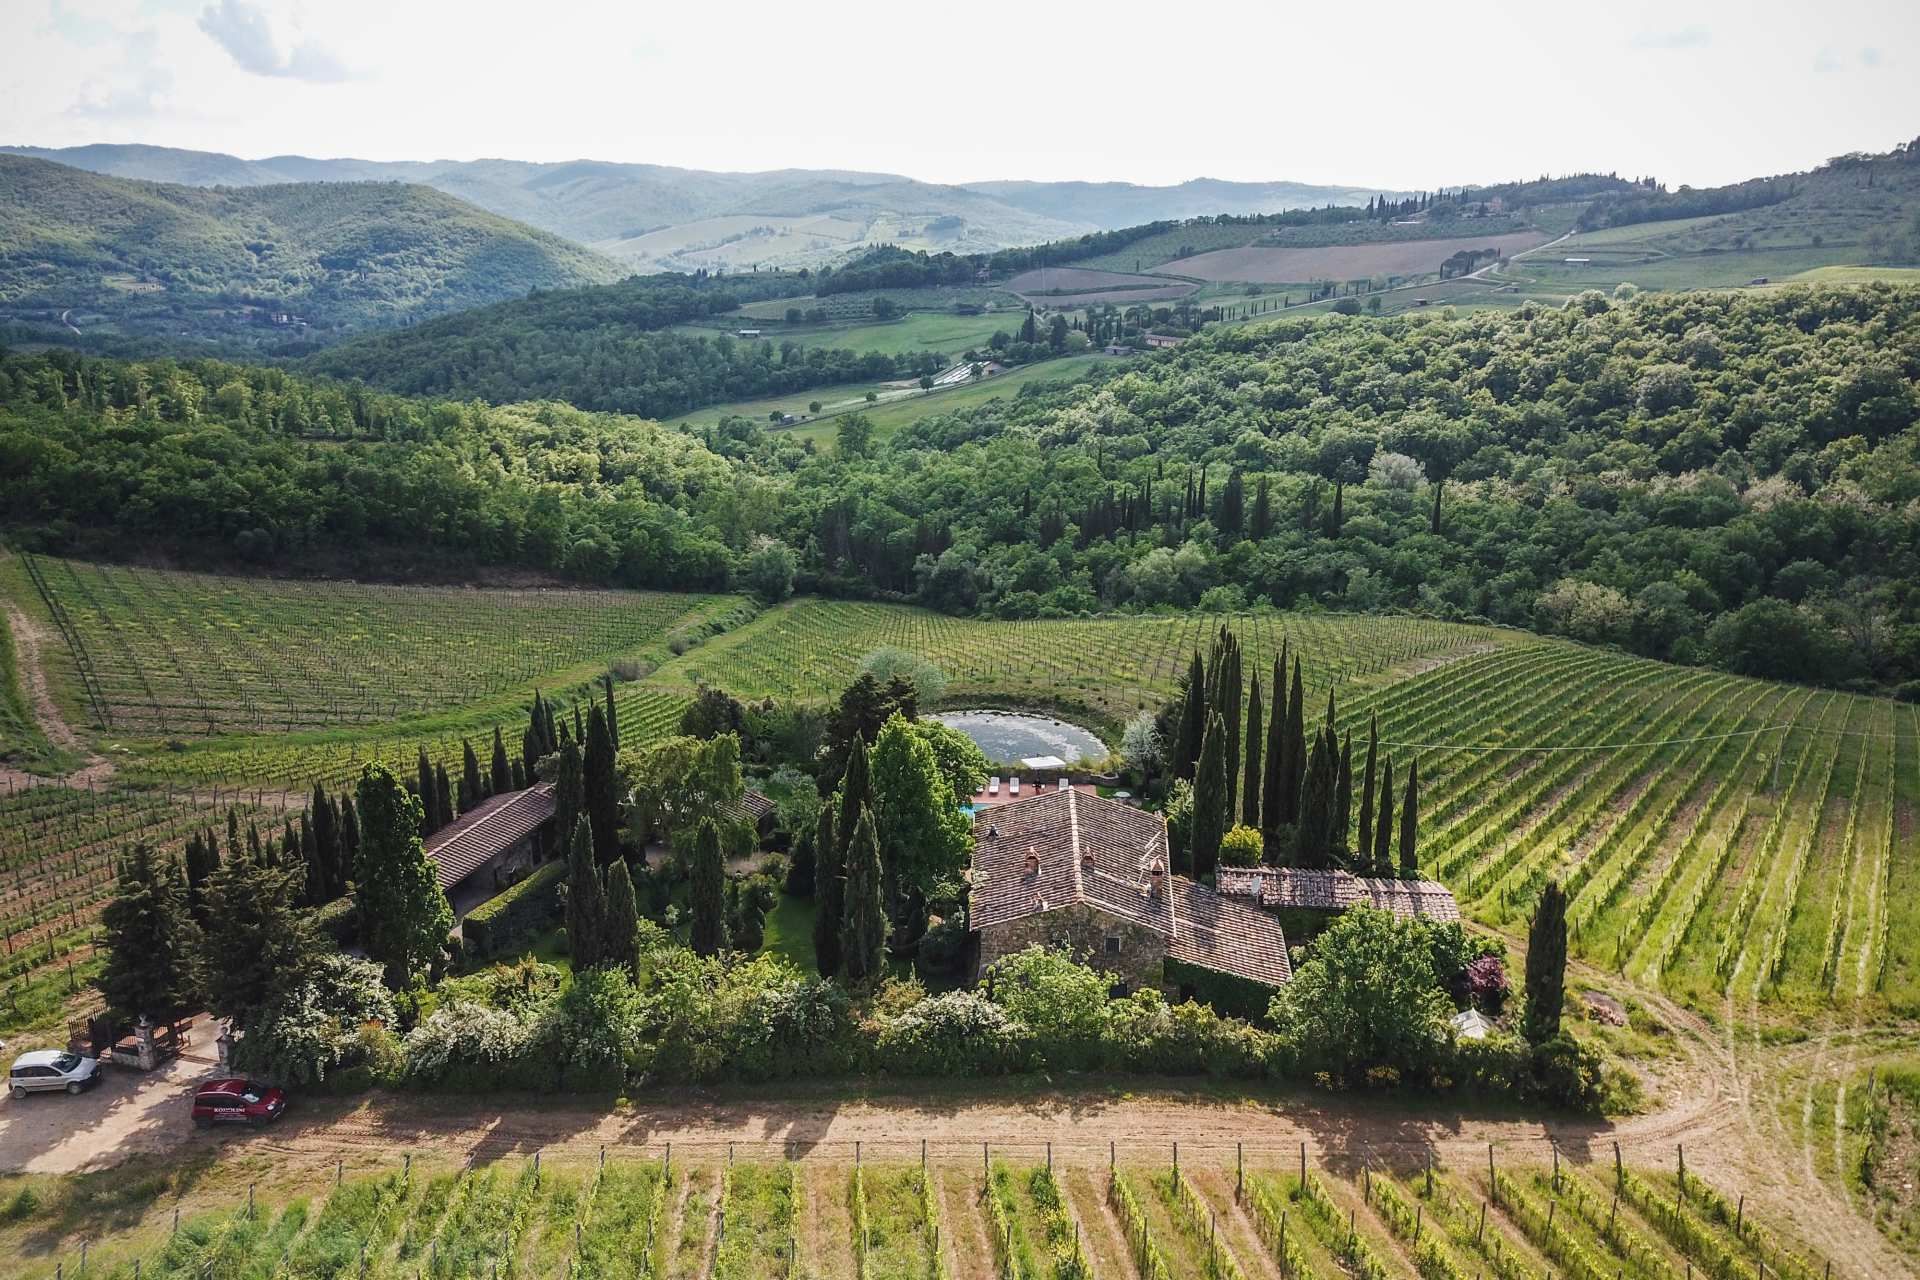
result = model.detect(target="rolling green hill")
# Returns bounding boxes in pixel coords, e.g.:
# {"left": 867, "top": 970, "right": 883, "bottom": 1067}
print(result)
{"left": 5, "top": 144, "right": 1411, "bottom": 273}
{"left": 0, "top": 155, "right": 623, "bottom": 348}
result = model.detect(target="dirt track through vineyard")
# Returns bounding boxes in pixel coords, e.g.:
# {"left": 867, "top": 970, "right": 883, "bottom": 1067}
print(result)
{"left": 4, "top": 976, "right": 1905, "bottom": 1279}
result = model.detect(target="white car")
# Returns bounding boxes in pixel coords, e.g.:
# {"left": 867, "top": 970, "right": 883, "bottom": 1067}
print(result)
{"left": 8, "top": 1049, "right": 101, "bottom": 1098}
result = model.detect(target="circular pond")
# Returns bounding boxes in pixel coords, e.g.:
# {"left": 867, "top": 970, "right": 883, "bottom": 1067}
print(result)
{"left": 929, "top": 710, "right": 1106, "bottom": 765}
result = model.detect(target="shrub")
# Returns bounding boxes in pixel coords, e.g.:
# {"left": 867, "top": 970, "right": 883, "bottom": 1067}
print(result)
{"left": 230, "top": 953, "right": 395, "bottom": 1085}
{"left": 1219, "top": 825, "right": 1264, "bottom": 867}
{"left": 1101, "top": 990, "right": 1277, "bottom": 1077}
{"left": 1268, "top": 907, "right": 1454, "bottom": 1085}
{"left": 1530, "top": 1032, "right": 1606, "bottom": 1110}
{"left": 914, "top": 913, "right": 968, "bottom": 979}
{"left": 1463, "top": 955, "right": 1510, "bottom": 1015}
{"left": 875, "top": 991, "right": 1028, "bottom": 1076}
{"left": 984, "top": 945, "right": 1109, "bottom": 1065}
{"left": 462, "top": 860, "right": 565, "bottom": 959}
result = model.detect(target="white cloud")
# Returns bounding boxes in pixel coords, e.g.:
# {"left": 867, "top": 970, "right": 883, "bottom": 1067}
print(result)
{"left": 197, "top": 0, "right": 352, "bottom": 82}
{"left": 1629, "top": 26, "right": 1711, "bottom": 49}
{"left": 68, "top": 27, "right": 172, "bottom": 118}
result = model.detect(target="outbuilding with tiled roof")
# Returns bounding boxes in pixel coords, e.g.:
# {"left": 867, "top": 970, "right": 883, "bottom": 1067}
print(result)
{"left": 425, "top": 783, "right": 557, "bottom": 919}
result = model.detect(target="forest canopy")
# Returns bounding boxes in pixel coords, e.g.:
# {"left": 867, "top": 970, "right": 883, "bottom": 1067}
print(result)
{"left": 3, "top": 283, "right": 1915, "bottom": 693}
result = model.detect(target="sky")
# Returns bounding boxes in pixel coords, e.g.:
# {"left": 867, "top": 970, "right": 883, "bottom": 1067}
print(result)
{"left": 2, "top": 0, "right": 1916, "bottom": 191}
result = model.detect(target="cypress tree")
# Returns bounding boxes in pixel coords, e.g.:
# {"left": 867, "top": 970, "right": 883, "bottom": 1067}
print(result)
{"left": 309, "top": 783, "right": 338, "bottom": 902}
{"left": 1241, "top": 673, "right": 1263, "bottom": 829}
{"left": 836, "top": 735, "right": 872, "bottom": 874}
{"left": 461, "top": 739, "right": 483, "bottom": 814}
{"left": 491, "top": 727, "right": 511, "bottom": 797}
{"left": 99, "top": 844, "right": 200, "bottom": 1023}
{"left": 1398, "top": 757, "right": 1420, "bottom": 879}
{"left": 1296, "top": 728, "right": 1338, "bottom": 869}
{"left": 602, "top": 858, "right": 640, "bottom": 975}
{"left": 1261, "top": 653, "right": 1286, "bottom": 853}
{"left": 1524, "top": 881, "right": 1568, "bottom": 1045}
{"left": 584, "top": 704, "right": 621, "bottom": 864}
{"left": 1328, "top": 481, "right": 1344, "bottom": 536}
{"left": 1335, "top": 732, "right": 1353, "bottom": 860}
{"left": 1282, "top": 659, "right": 1306, "bottom": 825}
{"left": 604, "top": 673, "right": 620, "bottom": 750}
{"left": 689, "top": 817, "right": 728, "bottom": 958}
{"left": 338, "top": 795, "right": 359, "bottom": 890}
{"left": 1372, "top": 758, "right": 1395, "bottom": 877}
{"left": 1430, "top": 480, "right": 1444, "bottom": 535}
{"left": 1173, "top": 652, "right": 1206, "bottom": 781}
{"left": 1357, "top": 715, "right": 1379, "bottom": 869}
{"left": 183, "top": 831, "right": 219, "bottom": 925}
{"left": 434, "top": 764, "right": 454, "bottom": 835}
{"left": 416, "top": 748, "right": 436, "bottom": 837}
{"left": 354, "top": 762, "right": 454, "bottom": 990}
{"left": 553, "top": 740, "right": 584, "bottom": 855}
{"left": 840, "top": 806, "right": 887, "bottom": 988}
{"left": 1213, "top": 630, "right": 1242, "bottom": 820}
{"left": 812, "top": 805, "right": 843, "bottom": 978}
{"left": 1191, "top": 711, "right": 1229, "bottom": 880}
{"left": 565, "top": 816, "right": 606, "bottom": 968}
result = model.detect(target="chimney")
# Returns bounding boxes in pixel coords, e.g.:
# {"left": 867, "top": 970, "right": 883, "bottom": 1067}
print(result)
{"left": 1080, "top": 844, "right": 1095, "bottom": 870}
{"left": 1147, "top": 857, "right": 1166, "bottom": 898}
{"left": 1023, "top": 846, "right": 1040, "bottom": 878}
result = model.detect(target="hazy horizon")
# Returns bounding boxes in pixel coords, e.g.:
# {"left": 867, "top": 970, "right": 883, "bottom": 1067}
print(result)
{"left": 2, "top": 0, "right": 1917, "bottom": 193}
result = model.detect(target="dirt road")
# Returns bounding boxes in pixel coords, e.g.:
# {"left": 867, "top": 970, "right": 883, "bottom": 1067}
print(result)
{"left": 0, "top": 1027, "right": 1905, "bottom": 1277}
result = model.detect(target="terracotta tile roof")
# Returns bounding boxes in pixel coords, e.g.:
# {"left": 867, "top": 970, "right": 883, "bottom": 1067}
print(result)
{"left": 424, "top": 783, "right": 556, "bottom": 890}
{"left": 1169, "top": 878, "right": 1293, "bottom": 986}
{"left": 723, "top": 788, "right": 775, "bottom": 827}
{"left": 1216, "top": 866, "right": 1459, "bottom": 921}
{"left": 1351, "top": 876, "right": 1461, "bottom": 921}
{"left": 971, "top": 791, "right": 1290, "bottom": 988}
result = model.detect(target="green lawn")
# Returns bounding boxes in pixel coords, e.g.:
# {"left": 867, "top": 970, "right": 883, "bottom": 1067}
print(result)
{"left": 763, "top": 892, "right": 818, "bottom": 973}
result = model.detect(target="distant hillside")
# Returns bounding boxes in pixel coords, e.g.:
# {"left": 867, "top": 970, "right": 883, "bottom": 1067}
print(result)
{"left": 964, "top": 177, "right": 1399, "bottom": 226}
{"left": 0, "top": 155, "right": 623, "bottom": 348}
{"left": 5, "top": 145, "right": 1412, "bottom": 273}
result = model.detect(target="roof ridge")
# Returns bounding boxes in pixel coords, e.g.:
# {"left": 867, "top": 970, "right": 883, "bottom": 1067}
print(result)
{"left": 1066, "top": 787, "right": 1083, "bottom": 900}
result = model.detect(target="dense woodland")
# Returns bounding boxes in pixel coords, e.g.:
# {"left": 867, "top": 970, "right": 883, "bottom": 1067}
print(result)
{"left": 2, "top": 284, "right": 1916, "bottom": 693}
{"left": 0, "top": 156, "right": 621, "bottom": 345}
{"left": 300, "top": 269, "right": 941, "bottom": 414}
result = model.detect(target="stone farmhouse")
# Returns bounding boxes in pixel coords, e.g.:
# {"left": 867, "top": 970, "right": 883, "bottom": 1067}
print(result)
{"left": 968, "top": 789, "right": 1462, "bottom": 1000}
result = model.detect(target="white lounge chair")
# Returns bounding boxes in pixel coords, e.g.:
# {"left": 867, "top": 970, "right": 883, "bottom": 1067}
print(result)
{"left": 1010, "top": 776, "right": 1021, "bottom": 796}
{"left": 989, "top": 776, "right": 1000, "bottom": 796}
{"left": 1057, "top": 778, "right": 1070, "bottom": 792}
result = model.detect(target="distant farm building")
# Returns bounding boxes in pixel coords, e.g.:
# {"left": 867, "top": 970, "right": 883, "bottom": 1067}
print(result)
{"left": 1563, "top": 258, "right": 1590, "bottom": 264}
{"left": 736, "top": 329, "right": 763, "bottom": 337}
{"left": 1103, "top": 343, "right": 1135, "bottom": 356}
{"left": 1142, "top": 333, "right": 1183, "bottom": 349}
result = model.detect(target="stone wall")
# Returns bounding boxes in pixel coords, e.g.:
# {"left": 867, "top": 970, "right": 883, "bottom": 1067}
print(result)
{"left": 977, "top": 902, "right": 1168, "bottom": 994}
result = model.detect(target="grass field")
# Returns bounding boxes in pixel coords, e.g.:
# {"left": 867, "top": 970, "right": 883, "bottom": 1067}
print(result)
{"left": 1, "top": 1150, "right": 1838, "bottom": 1280}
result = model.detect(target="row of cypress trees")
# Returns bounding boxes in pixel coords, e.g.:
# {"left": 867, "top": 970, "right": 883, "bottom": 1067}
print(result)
{"left": 1168, "top": 627, "right": 1421, "bottom": 879}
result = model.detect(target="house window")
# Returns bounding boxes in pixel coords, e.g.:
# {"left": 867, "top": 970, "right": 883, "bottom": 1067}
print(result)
{"left": 1105, "top": 935, "right": 1122, "bottom": 956}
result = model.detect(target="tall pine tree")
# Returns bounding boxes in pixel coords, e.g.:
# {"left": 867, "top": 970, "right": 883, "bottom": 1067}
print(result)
{"left": 1283, "top": 659, "right": 1307, "bottom": 825}
{"left": 840, "top": 807, "right": 886, "bottom": 988}
{"left": 1524, "top": 881, "right": 1568, "bottom": 1044}
{"left": 1335, "top": 733, "right": 1353, "bottom": 861}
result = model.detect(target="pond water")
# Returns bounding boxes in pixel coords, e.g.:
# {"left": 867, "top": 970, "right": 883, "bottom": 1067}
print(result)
{"left": 929, "top": 710, "right": 1107, "bottom": 765}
